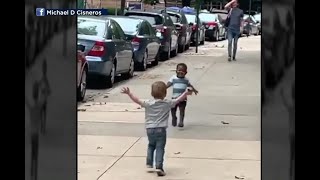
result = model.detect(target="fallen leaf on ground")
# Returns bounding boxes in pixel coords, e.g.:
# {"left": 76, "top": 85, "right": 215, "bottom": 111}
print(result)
{"left": 137, "top": 107, "right": 141, "bottom": 109}
{"left": 221, "top": 121, "right": 229, "bottom": 124}
{"left": 97, "top": 146, "right": 103, "bottom": 149}
{"left": 174, "top": 152, "right": 181, "bottom": 155}
{"left": 235, "top": 175, "right": 245, "bottom": 179}
{"left": 104, "top": 95, "right": 109, "bottom": 98}
{"left": 84, "top": 104, "right": 91, "bottom": 106}
{"left": 125, "top": 109, "right": 128, "bottom": 111}
{"left": 78, "top": 109, "right": 86, "bottom": 112}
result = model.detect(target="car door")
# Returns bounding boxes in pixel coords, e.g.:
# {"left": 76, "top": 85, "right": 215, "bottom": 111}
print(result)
{"left": 110, "top": 21, "right": 126, "bottom": 72}
{"left": 180, "top": 14, "right": 191, "bottom": 44}
{"left": 114, "top": 21, "right": 133, "bottom": 72}
{"left": 217, "top": 15, "right": 225, "bottom": 37}
{"left": 147, "top": 22, "right": 160, "bottom": 59}
{"left": 139, "top": 22, "right": 152, "bottom": 58}
{"left": 164, "top": 14, "right": 178, "bottom": 49}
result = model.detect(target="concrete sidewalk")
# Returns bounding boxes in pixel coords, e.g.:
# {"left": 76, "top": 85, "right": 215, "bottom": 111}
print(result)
{"left": 78, "top": 36, "right": 261, "bottom": 180}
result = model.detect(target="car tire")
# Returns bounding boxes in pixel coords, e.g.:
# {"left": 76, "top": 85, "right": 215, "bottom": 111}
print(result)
{"left": 152, "top": 51, "right": 159, "bottom": 66}
{"left": 214, "top": 31, "right": 219, "bottom": 41}
{"left": 122, "top": 57, "right": 134, "bottom": 79}
{"left": 170, "top": 40, "right": 178, "bottom": 57}
{"left": 185, "top": 40, "right": 190, "bottom": 50}
{"left": 138, "top": 51, "right": 148, "bottom": 71}
{"left": 106, "top": 62, "right": 116, "bottom": 88}
{"left": 77, "top": 67, "right": 87, "bottom": 101}
{"left": 161, "top": 41, "right": 171, "bottom": 61}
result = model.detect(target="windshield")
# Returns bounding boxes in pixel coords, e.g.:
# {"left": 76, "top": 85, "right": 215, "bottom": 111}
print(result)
{"left": 127, "top": 14, "right": 163, "bottom": 25}
{"left": 199, "top": 13, "right": 218, "bottom": 22}
{"left": 112, "top": 18, "right": 140, "bottom": 34}
{"left": 185, "top": 14, "right": 196, "bottom": 23}
{"left": 77, "top": 18, "right": 106, "bottom": 37}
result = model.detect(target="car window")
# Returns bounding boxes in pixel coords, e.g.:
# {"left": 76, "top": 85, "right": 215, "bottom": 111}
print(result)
{"left": 112, "top": 18, "right": 140, "bottom": 35}
{"left": 146, "top": 21, "right": 156, "bottom": 36}
{"left": 110, "top": 21, "right": 121, "bottom": 40}
{"left": 169, "top": 14, "right": 180, "bottom": 23}
{"left": 181, "top": 14, "right": 188, "bottom": 24}
{"left": 78, "top": 18, "right": 106, "bottom": 37}
{"left": 139, "top": 22, "right": 150, "bottom": 36}
{"left": 165, "top": 14, "right": 174, "bottom": 26}
{"left": 199, "top": 13, "right": 218, "bottom": 22}
{"left": 113, "top": 21, "right": 126, "bottom": 40}
{"left": 185, "top": 14, "right": 197, "bottom": 24}
{"left": 126, "top": 13, "right": 163, "bottom": 25}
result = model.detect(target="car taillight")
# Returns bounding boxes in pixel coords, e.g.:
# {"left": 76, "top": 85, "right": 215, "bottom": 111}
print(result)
{"left": 131, "top": 37, "right": 140, "bottom": 51}
{"left": 157, "top": 26, "right": 167, "bottom": 33}
{"left": 192, "top": 25, "right": 198, "bottom": 31}
{"left": 88, "top": 41, "right": 105, "bottom": 57}
{"left": 207, "top": 22, "right": 217, "bottom": 29}
{"left": 132, "top": 37, "right": 140, "bottom": 45}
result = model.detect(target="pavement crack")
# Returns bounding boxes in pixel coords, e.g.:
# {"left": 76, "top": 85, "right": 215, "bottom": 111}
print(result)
{"left": 96, "top": 137, "right": 142, "bottom": 179}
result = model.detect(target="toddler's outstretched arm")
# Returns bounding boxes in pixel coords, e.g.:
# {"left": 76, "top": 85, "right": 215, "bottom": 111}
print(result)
{"left": 121, "top": 87, "right": 143, "bottom": 106}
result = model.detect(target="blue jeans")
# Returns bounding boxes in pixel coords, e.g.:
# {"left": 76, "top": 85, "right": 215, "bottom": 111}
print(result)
{"left": 227, "top": 29, "right": 240, "bottom": 58}
{"left": 146, "top": 127, "right": 167, "bottom": 169}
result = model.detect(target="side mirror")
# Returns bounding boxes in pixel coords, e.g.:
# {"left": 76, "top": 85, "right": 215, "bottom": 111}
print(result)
{"left": 77, "top": 44, "right": 85, "bottom": 52}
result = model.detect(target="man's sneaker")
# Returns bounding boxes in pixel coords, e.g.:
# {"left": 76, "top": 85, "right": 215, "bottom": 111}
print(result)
{"left": 172, "top": 118, "right": 177, "bottom": 127}
{"left": 233, "top": 57, "right": 236, "bottom": 61}
{"left": 146, "top": 165, "right": 153, "bottom": 173}
{"left": 156, "top": 168, "right": 166, "bottom": 176}
{"left": 228, "top": 57, "right": 231, "bottom": 61}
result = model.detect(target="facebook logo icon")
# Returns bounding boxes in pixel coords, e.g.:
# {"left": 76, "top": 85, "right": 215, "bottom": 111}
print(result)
{"left": 36, "top": 8, "right": 45, "bottom": 16}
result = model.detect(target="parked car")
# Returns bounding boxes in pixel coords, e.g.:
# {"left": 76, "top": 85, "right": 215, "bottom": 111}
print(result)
{"left": 125, "top": 10, "right": 179, "bottom": 61}
{"left": 253, "top": 13, "right": 261, "bottom": 34}
{"left": 185, "top": 14, "right": 205, "bottom": 45}
{"left": 77, "top": 44, "right": 88, "bottom": 101}
{"left": 199, "top": 12, "right": 226, "bottom": 41}
{"left": 243, "top": 14, "right": 260, "bottom": 36}
{"left": 77, "top": 16, "right": 134, "bottom": 88}
{"left": 108, "top": 16, "right": 161, "bottom": 71}
{"left": 166, "top": 7, "right": 192, "bottom": 52}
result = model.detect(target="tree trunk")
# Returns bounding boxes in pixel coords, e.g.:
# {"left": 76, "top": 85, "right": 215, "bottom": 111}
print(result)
{"left": 121, "top": 0, "right": 126, "bottom": 15}
{"left": 182, "top": 0, "right": 191, "bottom": 7}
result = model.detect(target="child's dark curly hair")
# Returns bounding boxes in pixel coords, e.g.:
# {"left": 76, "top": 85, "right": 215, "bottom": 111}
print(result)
{"left": 176, "top": 63, "right": 187, "bottom": 70}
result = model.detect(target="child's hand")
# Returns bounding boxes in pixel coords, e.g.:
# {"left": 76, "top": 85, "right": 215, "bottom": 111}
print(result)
{"left": 121, "top": 87, "right": 131, "bottom": 95}
{"left": 193, "top": 89, "right": 199, "bottom": 95}
{"left": 188, "top": 87, "right": 198, "bottom": 95}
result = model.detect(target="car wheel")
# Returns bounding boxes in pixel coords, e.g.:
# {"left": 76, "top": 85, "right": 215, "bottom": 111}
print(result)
{"left": 138, "top": 51, "right": 148, "bottom": 71}
{"left": 185, "top": 40, "right": 190, "bottom": 50}
{"left": 214, "top": 31, "right": 219, "bottom": 41}
{"left": 171, "top": 41, "right": 178, "bottom": 57}
{"left": 106, "top": 62, "right": 116, "bottom": 88}
{"left": 122, "top": 57, "right": 134, "bottom": 79}
{"left": 152, "top": 50, "right": 159, "bottom": 66}
{"left": 77, "top": 68, "right": 87, "bottom": 101}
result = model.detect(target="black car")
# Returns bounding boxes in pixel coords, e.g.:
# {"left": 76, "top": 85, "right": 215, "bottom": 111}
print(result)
{"left": 108, "top": 16, "right": 161, "bottom": 71}
{"left": 77, "top": 16, "right": 134, "bottom": 88}
{"left": 125, "top": 10, "right": 179, "bottom": 61}
{"left": 199, "top": 13, "right": 227, "bottom": 41}
{"left": 165, "top": 8, "right": 192, "bottom": 52}
{"left": 185, "top": 14, "right": 205, "bottom": 45}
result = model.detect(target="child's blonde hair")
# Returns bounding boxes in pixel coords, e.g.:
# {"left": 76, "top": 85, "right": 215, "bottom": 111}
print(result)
{"left": 151, "top": 81, "right": 167, "bottom": 99}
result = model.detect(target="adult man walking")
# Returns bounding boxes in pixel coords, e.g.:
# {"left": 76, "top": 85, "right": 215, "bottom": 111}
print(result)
{"left": 225, "top": 0, "right": 244, "bottom": 61}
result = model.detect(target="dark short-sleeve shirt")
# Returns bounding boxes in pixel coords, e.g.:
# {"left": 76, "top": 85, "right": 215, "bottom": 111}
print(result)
{"left": 228, "top": 8, "right": 244, "bottom": 34}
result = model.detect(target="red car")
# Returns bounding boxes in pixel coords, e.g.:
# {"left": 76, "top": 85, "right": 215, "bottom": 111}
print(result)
{"left": 77, "top": 44, "right": 89, "bottom": 101}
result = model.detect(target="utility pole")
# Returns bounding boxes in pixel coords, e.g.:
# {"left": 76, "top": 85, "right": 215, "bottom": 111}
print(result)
{"left": 195, "top": 0, "right": 200, "bottom": 53}
{"left": 249, "top": 0, "right": 252, "bottom": 15}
